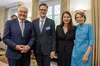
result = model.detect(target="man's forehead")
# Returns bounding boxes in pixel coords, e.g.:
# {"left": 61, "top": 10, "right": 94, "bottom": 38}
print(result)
{"left": 40, "top": 6, "right": 47, "bottom": 8}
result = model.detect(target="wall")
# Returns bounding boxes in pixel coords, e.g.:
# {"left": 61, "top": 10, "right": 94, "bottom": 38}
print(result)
{"left": 0, "top": 7, "right": 5, "bottom": 37}
{"left": 70, "top": 0, "right": 91, "bottom": 25}
{"left": 0, "top": 7, "right": 7, "bottom": 49}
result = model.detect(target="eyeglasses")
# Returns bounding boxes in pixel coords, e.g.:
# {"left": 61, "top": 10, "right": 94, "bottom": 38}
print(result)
{"left": 39, "top": 9, "right": 47, "bottom": 12}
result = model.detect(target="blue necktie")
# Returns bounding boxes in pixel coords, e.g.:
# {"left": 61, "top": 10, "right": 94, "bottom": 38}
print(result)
{"left": 40, "top": 20, "right": 44, "bottom": 33}
{"left": 20, "top": 22, "right": 24, "bottom": 36}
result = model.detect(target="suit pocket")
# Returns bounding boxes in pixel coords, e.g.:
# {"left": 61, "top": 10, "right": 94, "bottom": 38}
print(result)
{"left": 45, "top": 26, "right": 51, "bottom": 30}
{"left": 45, "top": 29, "right": 51, "bottom": 36}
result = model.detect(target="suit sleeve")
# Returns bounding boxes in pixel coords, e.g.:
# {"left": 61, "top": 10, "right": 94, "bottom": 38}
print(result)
{"left": 3, "top": 21, "right": 17, "bottom": 49}
{"left": 27, "top": 22, "right": 36, "bottom": 49}
{"left": 56, "top": 26, "right": 59, "bottom": 53}
{"left": 51, "top": 20, "right": 56, "bottom": 51}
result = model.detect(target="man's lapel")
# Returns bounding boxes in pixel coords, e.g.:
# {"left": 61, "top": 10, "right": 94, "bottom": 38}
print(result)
{"left": 41, "top": 18, "right": 48, "bottom": 34}
{"left": 36, "top": 18, "right": 41, "bottom": 35}
{"left": 15, "top": 19, "right": 22, "bottom": 36}
{"left": 23, "top": 20, "right": 28, "bottom": 37}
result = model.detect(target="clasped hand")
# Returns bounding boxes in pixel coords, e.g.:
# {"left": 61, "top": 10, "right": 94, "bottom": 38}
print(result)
{"left": 15, "top": 45, "right": 30, "bottom": 53}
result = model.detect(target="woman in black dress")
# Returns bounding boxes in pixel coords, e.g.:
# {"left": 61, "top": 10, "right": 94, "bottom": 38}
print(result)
{"left": 56, "top": 11, "right": 76, "bottom": 66}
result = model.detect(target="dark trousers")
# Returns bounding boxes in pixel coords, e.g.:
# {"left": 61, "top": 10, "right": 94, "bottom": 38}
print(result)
{"left": 8, "top": 55, "right": 30, "bottom": 66}
{"left": 57, "top": 53, "right": 71, "bottom": 66}
{"left": 35, "top": 51, "right": 50, "bottom": 66}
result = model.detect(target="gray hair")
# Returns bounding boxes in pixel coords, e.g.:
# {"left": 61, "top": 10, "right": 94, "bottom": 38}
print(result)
{"left": 18, "top": 6, "right": 28, "bottom": 13}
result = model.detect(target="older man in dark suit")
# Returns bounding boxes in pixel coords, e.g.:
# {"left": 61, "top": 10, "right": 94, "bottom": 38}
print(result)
{"left": 32, "top": 3, "right": 56, "bottom": 66}
{"left": 3, "top": 6, "right": 35, "bottom": 66}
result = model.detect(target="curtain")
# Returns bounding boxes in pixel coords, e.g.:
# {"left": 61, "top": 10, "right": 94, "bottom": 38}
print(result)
{"left": 91, "top": 0, "right": 100, "bottom": 66}
{"left": 60, "top": 0, "right": 70, "bottom": 15}
{"left": 31, "top": 0, "right": 39, "bottom": 20}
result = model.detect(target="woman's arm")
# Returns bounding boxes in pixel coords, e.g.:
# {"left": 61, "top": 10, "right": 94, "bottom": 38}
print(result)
{"left": 82, "top": 24, "right": 94, "bottom": 63}
{"left": 82, "top": 46, "right": 93, "bottom": 63}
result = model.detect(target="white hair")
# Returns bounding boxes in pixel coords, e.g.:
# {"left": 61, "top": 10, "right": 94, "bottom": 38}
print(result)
{"left": 18, "top": 6, "right": 28, "bottom": 12}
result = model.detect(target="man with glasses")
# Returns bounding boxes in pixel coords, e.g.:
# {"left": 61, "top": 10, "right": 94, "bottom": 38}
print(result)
{"left": 32, "top": 3, "right": 56, "bottom": 66}
{"left": 3, "top": 6, "right": 35, "bottom": 66}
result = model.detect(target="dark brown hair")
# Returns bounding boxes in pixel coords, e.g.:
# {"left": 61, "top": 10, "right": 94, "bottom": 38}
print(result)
{"left": 11, "top": 14, "right": 17, "bottom": 18}
{"left": 39, "top": 3, "right": 48, "bottom": 9}
{"left": 61, "top": 11, "right": 74, "bottom": 29}
{"left": 75, "top": 11, "right": 86, "bottom": 22}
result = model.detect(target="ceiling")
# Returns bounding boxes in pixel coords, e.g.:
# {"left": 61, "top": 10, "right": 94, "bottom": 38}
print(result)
{"left": 0, "top": 0, "right": 20, "bottom": 7}
{"left": 40, "top": 0, "right": 49, "bottom": 2}
{"left": 0, "top": 0, "right": 49, "bottom": 7}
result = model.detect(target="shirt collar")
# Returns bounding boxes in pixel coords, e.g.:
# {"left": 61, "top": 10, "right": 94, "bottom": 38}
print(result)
{"left": 39, "top": 17, "right": 46, "bottom": 22}
{"left": 18, "top": 18, "right": 25, "bottom": 23}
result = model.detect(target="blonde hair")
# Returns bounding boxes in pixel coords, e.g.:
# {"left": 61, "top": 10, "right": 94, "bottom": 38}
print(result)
{"left": 75, "top": 11, "right": 86, "bottom": 22}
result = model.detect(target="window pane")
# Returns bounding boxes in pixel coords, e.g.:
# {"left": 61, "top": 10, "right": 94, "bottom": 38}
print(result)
{"left": 54, "top": 5, "right": 60, "bottom": 15}
{"left": 54, "top": 15, "right": 60, "bottom": 26}
{"left": 47, "top": 16, "right": 52, "bottom": 19}
{"left": 47, "top": 6, "right": 52, "bottom": 16}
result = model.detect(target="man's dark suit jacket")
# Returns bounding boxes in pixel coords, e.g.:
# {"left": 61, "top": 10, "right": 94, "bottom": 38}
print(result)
{"left": 32, "top": 17, "right": 56, "bottom": 55}
{"left": 3, "top": 18, "right": 35, "bottom": 59}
